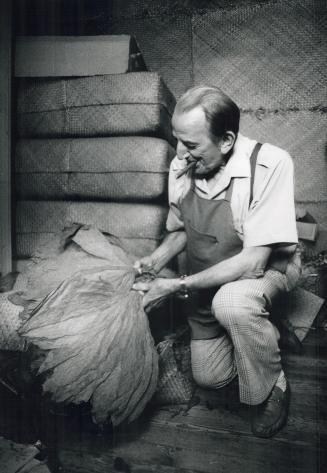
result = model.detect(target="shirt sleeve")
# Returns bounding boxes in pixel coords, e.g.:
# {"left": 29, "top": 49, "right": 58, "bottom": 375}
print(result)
{"left": 166, "top": 156, "right": 186, "bottom": 232}
{"left": 243, "top": 150, "right": 298, "bottom": 247}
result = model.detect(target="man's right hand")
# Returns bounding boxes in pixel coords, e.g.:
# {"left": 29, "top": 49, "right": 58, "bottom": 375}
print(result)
{"left": 133, "top": 256, "right": 156, "bottom": 275}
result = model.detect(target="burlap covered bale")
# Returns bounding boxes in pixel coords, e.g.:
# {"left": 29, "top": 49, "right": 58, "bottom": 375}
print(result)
{"left": 15, "top": 201, "right": 168, "bottom": 258}
{"left": 15, "top": 137, "right": 174, "bottom": 201}
{"left": 16, "top": 73, "right": 176, "bottom": 144}
{"left": 17, "top": 73, "right": 175, "bottom": 113}
{"left": 15, "top": 174, "right": 68, "bottom": 200}
{"left": 0, "top": 293, "right": 25, "bottom": 351}
{"left": 192, "top": 0, "right": 327, "bottom": 109}
{"left": 17, "top": 105, "right": 174, "bottom": 143}
{"left": 16, "top": 201, "right": 168, "bottom": 236}
{"left": 15, "top": 234, "right": 161, "bottom": 260}
{"left": 240, "top": 111, "right": 327, "bottom": 203}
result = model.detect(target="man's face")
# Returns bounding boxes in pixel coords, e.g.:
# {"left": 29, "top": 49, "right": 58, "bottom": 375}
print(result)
{"left": 172, "top": 106, "right": 225, "bottom": 177}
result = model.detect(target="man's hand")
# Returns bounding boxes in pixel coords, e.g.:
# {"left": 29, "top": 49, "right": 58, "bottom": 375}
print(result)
{"left": 132, "top": 278, "right": 179, "bottom": 312}
{"left": 133, "top": 256, "right": 156, "bottom": 275}
{"left": 133, "top": 231, "right": 187, "bottom": 276}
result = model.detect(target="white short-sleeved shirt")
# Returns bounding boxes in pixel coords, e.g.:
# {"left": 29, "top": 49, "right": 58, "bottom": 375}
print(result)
{"left": 166, "top": 133, "right": 298, "bottom": 252}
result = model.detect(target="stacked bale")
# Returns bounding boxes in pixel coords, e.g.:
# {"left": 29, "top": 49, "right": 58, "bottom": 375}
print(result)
{"left": 11, "top": 68, "right": 177, "bottom": 421}
{"left": 14, "top": 72, "right": 176, "bottom": 261}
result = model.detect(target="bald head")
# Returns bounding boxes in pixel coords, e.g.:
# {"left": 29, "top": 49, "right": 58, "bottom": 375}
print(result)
{"left": 174, "top": 86, "right": 240, "bottom": 143}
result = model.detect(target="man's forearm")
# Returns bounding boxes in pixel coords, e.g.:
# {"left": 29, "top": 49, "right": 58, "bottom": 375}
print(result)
{"left": 185, "top": 246, "right": 272, "bottom": 291}
{"left": 133, "top": 246, "right": 272, "bottom": 308}
{"left": 150, "top": 230, "right": 187, "bottom": 273}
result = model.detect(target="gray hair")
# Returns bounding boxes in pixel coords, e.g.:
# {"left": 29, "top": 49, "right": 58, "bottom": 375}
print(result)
{"left": 174, "top": 86, "right": 240, "bottom": 142}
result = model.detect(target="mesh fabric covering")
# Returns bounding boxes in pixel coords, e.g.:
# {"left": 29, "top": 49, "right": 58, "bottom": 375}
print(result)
{"left": 193, "top": 0, "right": 327, "bottom": 109}
{"left": 17, "top": 105, "right": 174, "bottom": 144}
{"left": 17, "top": 73, "right": 175, "bottom": 113}
{"left": 0, "top": 293, "right": 25, "bottom": 351}
{"left": 16, "top": 73, "right": 176, "bottom": 144}
{"left": 15, "top": 137, "right": 174, "bottom": 201}
{"left": 110, "top": 15, "right": 193, "bottom": 98}
{"left": 240, "top": 111, "right": 327, "bottom": 203}
{"left": 15, "top": 201, "right": 168, "bottom": 258}
{"left": 15, "top": 234, "right": 161, "bottom": 260}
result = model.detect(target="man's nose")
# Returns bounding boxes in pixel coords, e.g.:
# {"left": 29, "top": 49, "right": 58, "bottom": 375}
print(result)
{"left": 176, "top": 141, "right": 190, "bottom": 160}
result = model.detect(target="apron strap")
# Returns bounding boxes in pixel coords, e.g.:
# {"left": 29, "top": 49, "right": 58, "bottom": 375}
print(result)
{"left": 190, "top": 175, "right": 196, "bottom": 191}
{"left": 249, "top": 142, "right": 262, "bottom": 209}
{"left": 225, "top": 176, "right": 235, "bottom": 201}
{"left": 189, "top": 141, "right": 262, "bottom": 204}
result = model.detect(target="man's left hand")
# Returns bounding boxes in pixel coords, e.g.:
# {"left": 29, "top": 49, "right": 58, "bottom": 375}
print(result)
{"left": 132, "top": 278, "right": 178, "bottom": 312}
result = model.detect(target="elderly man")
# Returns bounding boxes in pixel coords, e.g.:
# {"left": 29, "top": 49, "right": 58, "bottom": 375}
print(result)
{"left": 133, "top": 86, "right": 300, "bottom": 438}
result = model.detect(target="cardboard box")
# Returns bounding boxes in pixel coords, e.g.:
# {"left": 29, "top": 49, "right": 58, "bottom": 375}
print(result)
{"left": 296, "top": 221, "right": 318, "bottom": 242}
{"left": 15, "top": 35, "right": 146, "bottom": 77}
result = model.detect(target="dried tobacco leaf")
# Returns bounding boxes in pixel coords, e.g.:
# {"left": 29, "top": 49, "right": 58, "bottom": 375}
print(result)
{"left": 19, "top": 252, "right": 158, "bottom": 426}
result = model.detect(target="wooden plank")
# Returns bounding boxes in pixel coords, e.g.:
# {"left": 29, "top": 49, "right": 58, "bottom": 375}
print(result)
{"left": 15, "top": 35, "right": 145, "bottom": 77}
{"left": 59, "top": 450, "right": 198, "bottom": 473}
{"left": 20, "top": 459, "right": 51, "bottom": 473}
{"left": 134, "top": 421, "right": 320, "bottom": 473}
{"left": 1, "top": 329, "right": 324, "bottom": 473}
{"left": 191, "top": 376, "right": 325, "bottom": 430}
{"left": 0, "top": 0, "right": 12, "bottom": 276}
{"left": 0, "top": 437, "right": 39, "bottom": 473}
{"left": 43, "top": 390, "right": 322, "bottom": 473}
{"left": 283, "top": 352, "right": 327, "bottom": 379}
{"left": 54, "top": 419, "right": 320, "bottom": 473}
{"left": 0, "top": 378, "right": 323, "bottom": 473}
{"left": 149, "top": 401, "right": 322, "bottom": 445}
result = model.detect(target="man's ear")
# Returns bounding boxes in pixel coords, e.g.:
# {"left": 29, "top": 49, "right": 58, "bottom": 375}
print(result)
{"left": 220, "top": 131, "right": 236, "bottom": 155}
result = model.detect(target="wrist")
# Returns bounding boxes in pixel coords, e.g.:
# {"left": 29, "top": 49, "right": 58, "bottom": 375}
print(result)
{"left": 168, "top": 277, "right": 183, "bottom": 294}
{"left": 148, "top": 253, "right": 164, "bottom": 273}
{"left": 178, "top": 274, "right": 189, "bottom": 299}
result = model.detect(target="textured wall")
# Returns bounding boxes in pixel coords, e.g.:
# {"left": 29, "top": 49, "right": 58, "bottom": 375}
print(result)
{"left": 15, "top": 0, "right": 327, "bottom": 225}
{"left": 110, "top": 0, "right": 327, "bottom": 226}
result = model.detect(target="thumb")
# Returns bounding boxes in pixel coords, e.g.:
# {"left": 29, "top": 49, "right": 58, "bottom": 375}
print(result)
{"left": 132, "top": 281, "right": 151, "bottom": 292}
{"left": 133, "top": 260, "right": 142, "bottom": 273}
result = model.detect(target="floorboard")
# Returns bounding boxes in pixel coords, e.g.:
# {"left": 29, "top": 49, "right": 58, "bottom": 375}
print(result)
{"left": 0, "top": 329, "right": 326, "bottom": 473}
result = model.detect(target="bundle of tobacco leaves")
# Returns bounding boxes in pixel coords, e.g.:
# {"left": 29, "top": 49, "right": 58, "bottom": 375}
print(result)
{"left": 18, "top": 227, "right": 159, "bottom": 426}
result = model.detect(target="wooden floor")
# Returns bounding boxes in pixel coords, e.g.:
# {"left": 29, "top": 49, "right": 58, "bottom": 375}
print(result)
{"left": 1, "top": 328, "right": 326, "bottom": 473}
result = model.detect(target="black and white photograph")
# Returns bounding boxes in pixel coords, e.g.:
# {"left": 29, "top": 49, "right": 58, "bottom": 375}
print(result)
{"left": 0, "top": 1, "right": 326, "bottom": 472}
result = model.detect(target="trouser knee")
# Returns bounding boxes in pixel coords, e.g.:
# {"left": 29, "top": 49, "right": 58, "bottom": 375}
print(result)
{"left": 192, "top": 363, "right": 236, "bottom": 389}
{"left": 212, "top": 282, "right": 265, "bottom": 329}
{"left": 191, "top": 338, "right": 236, "bottom": 389}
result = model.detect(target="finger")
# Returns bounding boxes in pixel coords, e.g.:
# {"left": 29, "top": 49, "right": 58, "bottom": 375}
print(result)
{"left": 132, "top": 282, "right": 150, "bottom": 292}
{"left": 133, "top": 261, "right": 143, "bottom": 274}
{"left": 143, "top": 304, "right": 151, "bottom": 313}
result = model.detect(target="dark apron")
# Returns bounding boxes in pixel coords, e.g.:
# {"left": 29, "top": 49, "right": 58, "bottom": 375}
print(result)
{"left": 180, "top": 143, "right": 262, "bottom": 340}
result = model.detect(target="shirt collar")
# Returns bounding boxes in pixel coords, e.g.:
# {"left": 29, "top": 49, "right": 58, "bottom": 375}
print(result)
{"left": 171, "top": 133, "right": 260, "bottom": 196}
{"left": 196, "top": 134, "right": 256, "bottom": 195}
{"left": 226, "top": 133, "right": 254, "bottom": 178}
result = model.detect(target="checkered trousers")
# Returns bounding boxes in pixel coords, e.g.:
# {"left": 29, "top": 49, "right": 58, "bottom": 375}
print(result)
{"left": 191, "top": 267, "right": 297, "bottom": 406}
